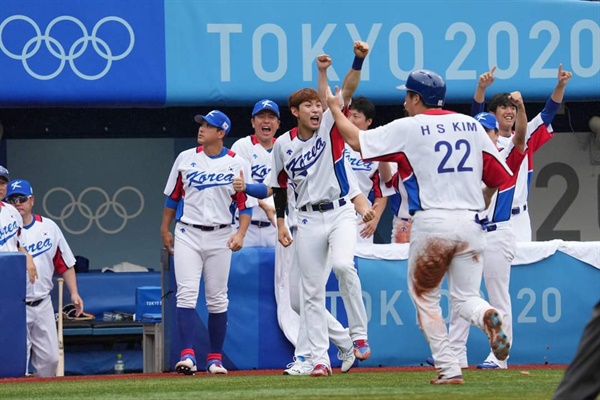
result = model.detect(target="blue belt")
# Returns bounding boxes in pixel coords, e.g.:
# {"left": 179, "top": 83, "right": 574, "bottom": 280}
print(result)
{"left": 181, "top": 222, "right": 229, "bottom": 231}
{"left": 299, "top": 198, "right": 347, "bottom": 212}
{"left": 485, "top": 223, "right": 497, "bottom": 232}
{"left": 251, "top": 220, "right": 272, "bottom": 228}
{"left": 512, "top": 204, "right": 527, "bottom": 215}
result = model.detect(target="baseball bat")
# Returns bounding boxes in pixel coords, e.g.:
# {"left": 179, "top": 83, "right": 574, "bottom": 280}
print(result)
{"left": 57, "top": 278, "right": 65, "bottom": 377}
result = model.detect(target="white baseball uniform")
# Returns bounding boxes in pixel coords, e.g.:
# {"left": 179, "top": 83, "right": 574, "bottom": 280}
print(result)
{"left": 0, "top": 201, "right": 26, "bottom": 252}
{"left": 20, "top": 214, "right": 77, "bottom": 377}
{"left": 343, "top": 145, "right": 394, "bottom": 243}
{"left": 358, "top": 109, "right": 512, "bottom": 378}
{"left": 266, "top": 108, "right": 367, "bottom": 368}
{"left": 497, "top": 113, "right": 553, "bottom": 242}
{"left": 449, "top": 133, "right": 527, "bottom": 369}
{"left": 231, "top": 135, "right": 277, "bottom": 247}
{"left": 164, "top": 146, "right": 256, "bottom": 312}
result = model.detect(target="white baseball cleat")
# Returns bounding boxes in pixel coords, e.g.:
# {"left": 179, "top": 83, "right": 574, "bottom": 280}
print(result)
{"left": 283, "top": 356, "right": 313, "bottom": 376}
{"left": 337, "top": 347, "right": 356, "bottom": 373}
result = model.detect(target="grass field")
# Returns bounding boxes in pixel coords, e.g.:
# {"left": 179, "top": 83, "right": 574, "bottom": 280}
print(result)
{"left": 0, "top": 368, "right": 564, "bottom": 400}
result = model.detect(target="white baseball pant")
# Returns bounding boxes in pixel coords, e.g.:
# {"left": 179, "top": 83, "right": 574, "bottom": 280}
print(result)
{"left": 174, "top": 223, "right": 232, "bottom": 313}
{"left": 511, "top": 205, "right": 531, "bottom": 242}
{"left": 289, "top": 243, "right": 353, "bottom": 357}
{"left": 448, "top": 222, "right": 516, "bottom": 368}
{"left": 244, "top": 223, "right": 277, "bottom": 247}
{"left": 408, "top": 209, "right": 495, "bottom": 379}
{"left": 295, "top": 201, "right": 362, "bottom": 367}
{"left": 26, "top": 297, "right": 59, "bottom": 377}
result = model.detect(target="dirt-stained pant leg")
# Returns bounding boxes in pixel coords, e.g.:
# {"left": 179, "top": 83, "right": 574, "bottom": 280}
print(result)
{"left": 408, "top": 209, "right": 490, "bottom": 378}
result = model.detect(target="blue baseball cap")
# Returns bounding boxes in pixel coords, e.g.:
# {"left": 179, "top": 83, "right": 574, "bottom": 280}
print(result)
{"left": 7, "top": 179, "right": 33, "bottom": 197}
{"left": 0, "top": 166, "right": 9, "bottom": 182}
{"left": 194, "top": 110, "right": 232, "bottom": 135}
{"left": 252, "top": 99, "right": 280, "bottom": 118}
{"left": 474, "top": 112, "right": 498, "bottom": 131}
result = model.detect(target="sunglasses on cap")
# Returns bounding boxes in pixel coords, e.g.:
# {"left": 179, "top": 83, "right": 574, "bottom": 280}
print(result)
{"left": 6, "top": 195, "right": 31, "bottom": 205}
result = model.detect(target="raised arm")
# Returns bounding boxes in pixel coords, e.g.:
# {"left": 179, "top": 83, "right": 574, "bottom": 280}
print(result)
{"left": 326, "top": 86, "right": 361, "bottom": 151}
{"left": 550, "top": 63, "right": 573, "bottom": 104}
{"left": 317, "top": 54, "right": 332, "bottom": 111}
{"left": 509, "top": 91, "right": 527, "bottom": 153}
{"left": 340, "top": 41, "right": 370, "bottom": 106}
{"left": 537, "top": 64, "right": 573, "bottom": 127}
{"left": 472, "top": 66, "right": 496, "bottom": 116}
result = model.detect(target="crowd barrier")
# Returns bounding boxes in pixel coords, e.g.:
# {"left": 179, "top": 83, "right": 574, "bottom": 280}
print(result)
{"left": 162, "top": 240, "right": 599, "bottom": 371}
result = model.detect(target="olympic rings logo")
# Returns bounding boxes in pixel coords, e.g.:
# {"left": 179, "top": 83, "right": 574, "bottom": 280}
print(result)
{"left": 0, "top": 15, "right": 135, "bottom": 80}
{"left": 42, "top": 187, "right": 144, "bottom": 235}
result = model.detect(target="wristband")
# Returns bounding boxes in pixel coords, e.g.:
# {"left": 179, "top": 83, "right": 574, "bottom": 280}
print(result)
{"left": 352, "top": 56, "right": 365, "bottom": 71}
{"left": 244, "top": 183, "right": 269, "bottom": 199}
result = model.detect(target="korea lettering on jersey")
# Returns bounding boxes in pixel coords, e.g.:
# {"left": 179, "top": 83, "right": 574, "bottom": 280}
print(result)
{"left": 482, "top": 139, "right": 527, "bottom": 224}
{"left": 164, "top": 146, "right": 257, "bottom": 225}
{"left": 231, "top": 135, "right": 275, "bottom": 222}
{"left": 20, "top": 215, "right": 76, "bottom": 302}
{"left": 497, "top": 113, "right": 552, "bottom": 210}
{"left": 0, "top": 202, "right": 26, "bottom": 251}
{"left": 266, "top": 109, "right": 361, "bottom": 207}
{"left": 359, "top": 110, "right": 512, "bottom": 214}
{"left": 344, "top": 145, "right": 394, "bottom": 204}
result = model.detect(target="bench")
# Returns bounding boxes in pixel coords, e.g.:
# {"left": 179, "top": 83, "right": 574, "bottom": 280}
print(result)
{"left": 50, "top": 272, "right": 162, "bottom": 375}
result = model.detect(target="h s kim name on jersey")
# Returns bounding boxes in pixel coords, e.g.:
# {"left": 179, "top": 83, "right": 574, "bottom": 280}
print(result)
{"left": 420, "top": 121, "right": 479, "bottom": 135}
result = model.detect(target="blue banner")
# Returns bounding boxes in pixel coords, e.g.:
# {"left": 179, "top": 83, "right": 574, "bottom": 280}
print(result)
{"left": 164, "top": 0, "right": 600, "bottom": 105}
{"left": 0, "top": 0, "right": 166, "bottom": 106}
{"left": 1, "top": 0, "right": 598, "bottom": 106}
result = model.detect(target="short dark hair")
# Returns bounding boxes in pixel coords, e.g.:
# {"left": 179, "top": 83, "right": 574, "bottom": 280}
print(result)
{"left": 487, "top": 93, "right": 515, "bottom": 113}
{"left": 349, "top": 96, "right": 376, "bottom": 121}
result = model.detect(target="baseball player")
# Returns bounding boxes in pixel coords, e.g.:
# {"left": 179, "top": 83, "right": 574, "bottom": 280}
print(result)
{"left": 447, "top": 100, "right": 528, "bottom": 370}
{"left": 161, "top": 110, "right": 257, "bottom": 375}
{"left": 471, "top": 65, "right": 573, "bottom": 241}
{"left": 234, "top": 44, "right": 375, "bottom": 376}
{"left": 233, "top": 171, "right": 363, "bottom": 375}
{"left": 0, "top": 166, "right": 37, "bottom": 285}
{"left": 326, "top": 69, "right": 514, "bottom": 384}
{"left": 5, "top": 179, "right": 84, "bottom": 377}
{"left": 316, "top": 58, "right": 392, "bottom": 244}
{"left": 230, "top": 100, "right": 281, "bottom": 247}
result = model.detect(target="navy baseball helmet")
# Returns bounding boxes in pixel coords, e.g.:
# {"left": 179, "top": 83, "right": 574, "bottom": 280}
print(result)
{"left": 397, "top": 69, "right": 446, "bottom": 107}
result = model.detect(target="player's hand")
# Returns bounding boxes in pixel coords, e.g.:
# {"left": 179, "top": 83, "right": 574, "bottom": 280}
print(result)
{"left": 508, "top": 91, "right": 524, "bottom": 109}
{"left": 359, "top": 202, "right": 379, "bottom": 224}
{"left": 161, "top": 230, "right": 174, "bottom": 255}
{"left": 353, "top": 41, "right": 369, "bottom": 59}
{"left": 233, "top": 170, "right": 246, "bottom": 193}
{"left": 26, "top": 255, "right": 37, "bottom": 284}
{"left": 317, "top": 54, "right": 332, "bottom": 71}
{"left": 326, "top": 85, "right": 343, "bottom": 111}
{"left": 227, "top": 232, "right": 244, "bottom": 252}
{"left": 557, "top": 63, "right": 572, "bottom": 87}
{"left": 277, "top": 226, "right": 293, "bottom": 247}
{"left": 71, "top": 294, "right": 84, "bottom": 317}
{"left": 359, "top": 218, "right": 379, "bottom": 238}
{"left": 478, "top": 66, "right": 496, "bottom": 89}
